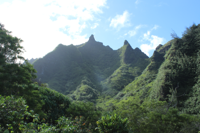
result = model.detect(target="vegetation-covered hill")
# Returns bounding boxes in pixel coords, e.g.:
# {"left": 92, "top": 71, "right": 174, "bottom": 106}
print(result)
{"left": 32, "top": 24, "right": 200, "bottom": 115}
{"left": 2, "top": 22, "right": 200, "bottom": 133}
{"left": 100, "top": 24, "right": 200, "bottom": 115}
{"left": 101, "top": 40, "right": 150, "bottom": 96}
{"left": 32, "top": 34, "right": 150, "bottom": 102}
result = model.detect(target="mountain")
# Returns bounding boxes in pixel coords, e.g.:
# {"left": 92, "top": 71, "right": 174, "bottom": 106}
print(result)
{"left": 32, "top": 35, "right": 150, "bottom": 102}
{"left": 101, "top": 40, "right": 150, "bottom": 96}
{"left": 101, "top": 24, "right": 200, "bottom": 114}
{"left": 32, "top": 23, "right": 200, "bottom": 114}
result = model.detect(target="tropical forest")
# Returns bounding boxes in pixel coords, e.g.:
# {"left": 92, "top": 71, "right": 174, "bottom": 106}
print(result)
{"left": 1, "top": 22, "right": 200, "bottom": 133}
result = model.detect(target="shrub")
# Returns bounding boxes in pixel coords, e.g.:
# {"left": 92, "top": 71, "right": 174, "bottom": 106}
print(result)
{"left": 0, "top": 95, "right": 39, "bottom": 133}
{"left": 39, "top": 116, "right": 93, "bottom": 133}
{"left": 96, "top": 113, "right": 128, "bottom": 133}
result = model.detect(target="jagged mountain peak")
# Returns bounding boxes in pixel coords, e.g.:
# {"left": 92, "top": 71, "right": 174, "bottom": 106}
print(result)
{"left": 88, "top": 34, "right": 96, "bottom": 42}
{"left": 134, "top": 47, "right": 140, "bottom": 51}
{"left": 123, "top": 40, "right": 134, "bottom": 51}
{"left": 32, "top": 34, "right": 150, "bottom": 97}
{"left": 121, "top": 40, "right": 133, "bottom": 52}
{"left": 124, "top": 40, "right": 130, "bottom": 45}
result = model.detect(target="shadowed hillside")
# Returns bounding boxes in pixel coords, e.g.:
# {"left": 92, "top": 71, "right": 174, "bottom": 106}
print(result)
{"left": 32, "top": 35, "right": 150, "bottom": 102}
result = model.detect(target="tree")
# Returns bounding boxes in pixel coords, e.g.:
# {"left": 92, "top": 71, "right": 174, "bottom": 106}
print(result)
{"left": 0, "top": 23, "right": 44, "bottom": 116}
{"left": 0, "top": 23, "right": 24, "bottom": 64}
{"left": 0, "top": 23, "right": 35, "bottom": 95}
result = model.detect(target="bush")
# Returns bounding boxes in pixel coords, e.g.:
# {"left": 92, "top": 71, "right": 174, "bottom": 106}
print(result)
{"left": 96, "top": 113, "right": 128, "bottom": 133}
{"left": 118, "top": 100, "right": 200, "bottom": 133}
{"left": 39, "top": 116, "right": 93, "bottom": 133}
{"left": 0, "top": 95, "right": 39, "bottom": 133}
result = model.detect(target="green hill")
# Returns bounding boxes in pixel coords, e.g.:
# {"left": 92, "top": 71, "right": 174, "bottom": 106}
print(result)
{"left": 32, "top": 35, "right": 150, "bottom": 102}
{"left": 33, "top": 23, "right": 200, "bottom": 114}
{"left": 2, "top": 22, "right": 200, "bottom": 132}
{"left": 101, "top": 24, "right": 200, "bottom": 114}
{"left": 101, "top": 40, "right": 150, "bottom": 96}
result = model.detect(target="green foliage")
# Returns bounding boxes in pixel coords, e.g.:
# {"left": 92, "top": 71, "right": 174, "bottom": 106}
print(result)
{"left": 150, "top": 24, "right": 200, "bottom": 104}
{"left": 139, "top": 108, "right": 198, "bottom": 133}
{"left": 96, "top": 113, "right": 129, "bottom": 133}
{"left": 70, "top": 77, "right": 99, "bottom": 102}
{"left": 180, "top": 23, "right": 200, "bottom": 56}
{"left": 67, "top": 101, "right": 101, "bottom": 130}
{"left": 0, "top": 95, "right": 39, "bottom": 133}
{"left": 37, "top": 100, "right": 102, "bottom": 133}
{"left": 99, "top": 41, "right": 168, "bottom": 109}
{"left": 38, "top": 116, "right": 97, "bottom": 133}
{"left": 0, "top": 24, "right": 37, "bottom": 96}
{"left": 2, "top": 22, "right": 200, "bottom": 133}
{"left": 0, "top": 23, "right": 24, "bottom": 64}
{"left": 0, "top": 23, "right": 44, "bottom": 117}
{"left": 101, "top": 42, "right": 150, "bottom": 96}
{"left": 117, "top": 100, "right": 200, "bottom": 133}
{"left": 182, "top": 50, "right": 200, "bottom": 114}
{"left": 102, "top": 58, "right": 150, "bottom": 96}
{"left": 39, "top": 87, "right": 71, "bottom": 124}
{"left": 0, "top": 95, "right": 101, "bottom": 133}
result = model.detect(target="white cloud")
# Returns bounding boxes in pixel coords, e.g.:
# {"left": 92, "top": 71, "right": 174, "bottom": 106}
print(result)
{"left": 140, "top": 44, "right": 152, "bottom": 56}
{"left": 0, "top": 0, "right": 106, "bottom": 59}
{"left": 110, "top": 11, "right": 131, "bottom": 29}
{"left": 125, "top": 24, "right": 145, "bottom": 37}
{"left": 91, "top": 23, "right": 99, "bottom": 29}
{"left": 143, "top": 31, "right": 151, "bottom": 40}
{"left": 140, "top": 25, "right": 164, "bottom": 56}
{"left": 140, "top": 25, "right": 159, "bottom": 41}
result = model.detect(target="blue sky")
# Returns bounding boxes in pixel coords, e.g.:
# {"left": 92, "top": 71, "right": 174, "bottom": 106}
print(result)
{"left": 0, "top": 0, "right": 200, "bottom": 59}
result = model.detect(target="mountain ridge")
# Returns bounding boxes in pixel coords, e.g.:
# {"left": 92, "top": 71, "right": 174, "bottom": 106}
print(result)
{"left": 32, "top": 35, "right": 150, "bottom": 102}
{"left": 100, "top": 24, "right": 200, "bottom": 115}
{"left": 31, "top": 24, "right": 200, "bottom": 115}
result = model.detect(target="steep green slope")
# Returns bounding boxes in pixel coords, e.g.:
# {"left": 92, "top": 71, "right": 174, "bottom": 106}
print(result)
{"left": 33, "top": 44, "right": 87, "bottom": 94}
{"left": 78, "top": 35, "right": 120, "bottom": 81}
{"left": 101, "top": 24, "right": 200, "bottom": 114}
{"left": 70, "top": 77, "right": 99, "bottom": 103}
{"left": 32, "top": 35, "right": 149, "bottom": 103}
{"left": 150, "top": 24, "right": 200, "bottom": 113}
{"left": 33, "top": 35, "right": 118, "bottom": 96}
{"left": 97, "top": 40, "right": 172, "bottom": 108}
{"left": 101, "top": 40, "right": 150, "bottom": 96}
